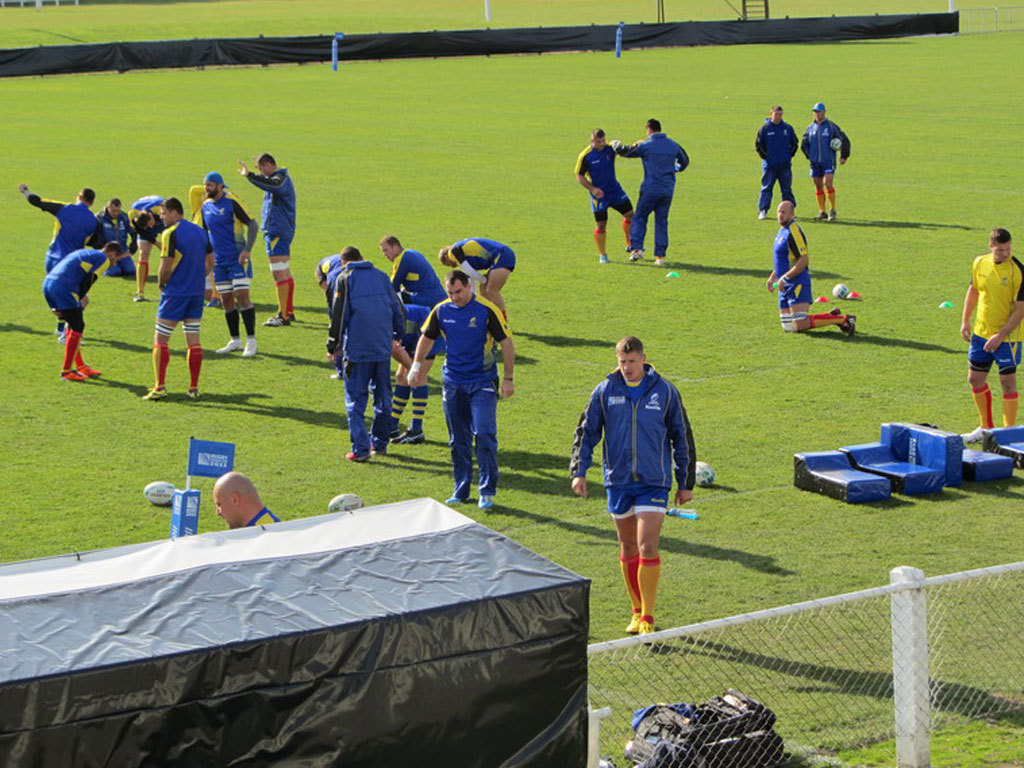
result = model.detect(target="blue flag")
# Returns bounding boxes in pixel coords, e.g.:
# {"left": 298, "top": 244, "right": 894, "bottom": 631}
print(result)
{"left": 187, "top": 438, "right": 235, "bottom": 479}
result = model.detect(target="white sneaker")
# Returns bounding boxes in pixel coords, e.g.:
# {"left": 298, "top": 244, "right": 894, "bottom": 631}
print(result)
{"left": 654, "top": 257, "right": 666, "bottom": 267}
{"left": 628, "top": 250, "right": 644, "bottom": 262}
{"left": 962, "top": 427, "right": 986, "bottom": 444}
{"left": 758, "top": 210, "right": 768, "bottom": 220}
{"left": 242, "top": 337, "right": 258, "bottom": 357}
{"left": 216, "top": 338, "right": 243, "bottom": 354}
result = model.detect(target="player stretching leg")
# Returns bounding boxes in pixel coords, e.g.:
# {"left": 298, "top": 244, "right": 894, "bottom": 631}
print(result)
{"left": 575, "top": 129, "right": 633, "bottom": 264}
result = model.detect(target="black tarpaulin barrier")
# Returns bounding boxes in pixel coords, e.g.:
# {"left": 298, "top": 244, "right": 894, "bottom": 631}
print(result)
{"left": 0, "top": 499, "right": 590, "bottom": 767}
{"left": 0, "top": 13, "right": 958, "bottom": 78}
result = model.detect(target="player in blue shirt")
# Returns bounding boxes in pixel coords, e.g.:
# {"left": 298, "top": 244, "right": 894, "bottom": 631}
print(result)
{"left": 127, "top": 195, "right": 167, "bottom": 302}
{"left": 96, "top": 198, "right": 138, "bottom": 277}
{"left": 200, "top": 172, "right": 260, "bottom": 357}
{"left": 767, "top": 201, "right": 855, "bottom": 335}
{"left": 213, "top": 472, "right": 281, "bottom": 529}
{"left": 575, "top": 128, "right": 634, "bottom": 264}
{"left": 142, "top": 197, "right": 215, "bottom": 401}
{"left": 410, "top": 271, "right": 515, "bottom": 509}
{"left": 614, "top": 118, "right": 690, "bottom": 267}
{"left": 390, "top": 302, "right": 447, "bottom": 445}
{"left": 379, "top": 235, "right": 447, "bottom": 308}
{"left": 439, "top": 237, "right": 516, "bottom": 320}
{"left": 42, "top": 242, "right": 127, "bottom": 381}
{"left": 239, "top": 153, "right": 297, "bottom": 327}
{"left": 20, "top": 183, "right": 104, "bottom": 341}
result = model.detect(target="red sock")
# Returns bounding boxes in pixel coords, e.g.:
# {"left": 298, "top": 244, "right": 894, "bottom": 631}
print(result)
{"left": 815, "top": 189, "right": 826, "bottom": 211}
{"left": 622, "top": 216, "right": 632, "bottom": 243}
{"left": 621, "top": 553, "right": 641, "bottom": 608}
{"left": 154, "top": 343, "right": 170, "bottom": 388}
{"left": 187, "top": 344, "right": 203, "bottom": 389}
{"left": 973, "top": 386, "right": 994, "bottom": 429}
{"left": 62, "top": 331, "right": 82, "bottom": 373}
{"left": 74, "top": 346, "right": 86, "bottom": 368}
{"left": 285, "top": 277, "right": 295, "bottom": 316}
{"left": 807, "top": 312, "right": 846, "bottom": 328}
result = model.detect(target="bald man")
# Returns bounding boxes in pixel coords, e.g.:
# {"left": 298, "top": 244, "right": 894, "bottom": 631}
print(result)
{"left": 212, "top": 472, "right": 280, "bottom": 528}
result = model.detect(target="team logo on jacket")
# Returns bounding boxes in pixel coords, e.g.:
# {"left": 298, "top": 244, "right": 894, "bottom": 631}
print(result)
{"left": 469, "top": 316, "right": 478, "bottom": 328}
{"left": 645, "top": 392, "right": 662, "bottom": 411}
{"left": 608, "top": 396, "right": 626, "bottom": 405}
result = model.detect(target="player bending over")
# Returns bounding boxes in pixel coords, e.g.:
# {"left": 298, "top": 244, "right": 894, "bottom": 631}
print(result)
{"left": 767, "top": 201, "right": 855, "bottom": 335}
{"left": 439, "top": 237, "right": 516, "bottom": 320}
{"left": 575, "top": 128, "right": 633, "bottom": 264}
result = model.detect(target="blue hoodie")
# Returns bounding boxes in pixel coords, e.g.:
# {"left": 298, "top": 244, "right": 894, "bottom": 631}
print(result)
{"left": 571, "top": 365, "right": 695, "bottom": 490}
{"left": 755, "top": 119, "right": 798, "bottom": 168}
{"left": 326, "top": 260, "right": 404, "bottom": 362}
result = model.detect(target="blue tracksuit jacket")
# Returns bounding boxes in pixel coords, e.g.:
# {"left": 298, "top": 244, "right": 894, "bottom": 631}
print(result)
{"left": 801, "top": 119, "right": 851, "bottom": 166}
{"left": 570, "top": 365, "right": 696, "bottom": 490}
{"left": 326, "top": 260, "right": 403, "bottom": 362}
{"left": 618, "top": 133, "right": 690, "bottom": 197}
{"left": 755, "top": 119, "right": 798, "bottom": 167}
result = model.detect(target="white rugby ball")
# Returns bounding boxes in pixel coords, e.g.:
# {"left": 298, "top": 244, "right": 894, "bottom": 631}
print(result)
{"left": 694, "top": 461, "right": 716, "bottom": 487}
{"left": 143, "top": 481, "right": 176, "bottom": 507}
{"left": 328, "top": 493, "right": 364, "bottom": 513}
{"left": 832, "top": 283, "right": 850, "bottom": 299}
{"left": 829, "top": 137, "right": 842, "bottom": 151}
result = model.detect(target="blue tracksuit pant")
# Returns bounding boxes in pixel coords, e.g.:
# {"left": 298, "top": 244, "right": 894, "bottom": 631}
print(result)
{"left": 758, "top": 162, "right": 795, "bottom": 212}
{"left": 442, "top": 379, "right": 498, "bottom": 499}
{"left": 630, "top": 190, "right": 673, "bottom": 257}
{"left": 104, "top": 255, "right": 137, "bottom": 277}
{"left": 343, "top": 359, "right": 393, "bottom": 456}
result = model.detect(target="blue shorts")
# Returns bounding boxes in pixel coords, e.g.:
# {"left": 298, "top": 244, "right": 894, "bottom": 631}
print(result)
{"left": 492, "top": 248, "right": 516, "bottom": 273}
{"left": 213, "top": 261, "right": 252, "bottom": 292}
{"left": 42, "top": 280, "right": 79, "bottom": 311}
{"left": 591, "top": 186, "right": 632, "bottom": 216}
{"left": 606, "top": 484, "right": 670, "bottom": 518}
{"left": 157, "top": 294, "right": 205, "bottom": 322}
{"left": 809, "top": 162, "right": 835, "bottom": 177}
{"left": 778, "top": 276, "right": 813, "bottom": 309}
{"left": 265, "top": 234, "right": 292, "bottom": 257}
{"left": 404, "top": 334, "right": 446, "bottom": 360}
{"left": 969, "top": 335, "right": 1022, "bottom": 375}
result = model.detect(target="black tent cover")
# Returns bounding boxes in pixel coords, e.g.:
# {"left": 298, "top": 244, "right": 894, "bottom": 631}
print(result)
{"left": 0, "top": 13, "right": 958, "bottom": 78}
{"left": 0, "top": 498, "right": 590, "bottom": 766}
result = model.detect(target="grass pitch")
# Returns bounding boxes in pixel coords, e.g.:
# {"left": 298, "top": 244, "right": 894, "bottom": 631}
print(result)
{"left": 1, "top": 18, "right": 1023, "bottom": 762}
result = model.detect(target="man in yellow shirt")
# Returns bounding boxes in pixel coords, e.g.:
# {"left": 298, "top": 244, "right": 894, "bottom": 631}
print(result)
{"left": 961, "top": 228, "right": 1024, "bottom": 441}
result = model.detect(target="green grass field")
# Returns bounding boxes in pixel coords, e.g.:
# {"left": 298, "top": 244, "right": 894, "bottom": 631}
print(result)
{"left": 2, "top": 7, "right": 1023, "bottom": 763}
{"left": 0, "top": 0, "right": 948, "bottom": 47}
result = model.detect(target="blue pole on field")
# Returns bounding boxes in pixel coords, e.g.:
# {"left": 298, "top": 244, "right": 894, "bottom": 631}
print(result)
{"left": 332, "top": 32, "right": 344, "bottom": 71}
{"left": 615, "top": 22, "right": 624, "bottom": 58}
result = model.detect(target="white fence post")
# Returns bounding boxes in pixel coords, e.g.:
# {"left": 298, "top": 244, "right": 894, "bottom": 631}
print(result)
{"left": 587, "top": 707, "right": 612, "bottom": 767}
{"left": 890, "top": 566, "right": 931, "bottom": 768}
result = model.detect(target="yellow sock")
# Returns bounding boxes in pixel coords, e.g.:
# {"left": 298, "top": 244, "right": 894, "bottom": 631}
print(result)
{"left": 274, "top": 280, "right": 289, "bottom": 316}
{"left": 620, "top": 554, "right": 641, "bottom": 612}
{"left": 137, "top": 262, "right": 149, "bottom": 295}
{"left": 638, "top": 557, "right": 661, "bottom": 622}
{"left": 827, "top": 189, "right": 836, "bottom": 209}
{"left": 1004, "top": 393, "right": 1019, "bottom": 426}
{"left": 972, "top": 385, "right": 994, "bottom": 428}
{"left": 815, "top": 190, "right": 826, "bottom": 212}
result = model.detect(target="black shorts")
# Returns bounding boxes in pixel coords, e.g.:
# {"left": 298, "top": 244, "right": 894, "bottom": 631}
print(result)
{"left": 594, "top": 199, "right": 633, "bottom": 223}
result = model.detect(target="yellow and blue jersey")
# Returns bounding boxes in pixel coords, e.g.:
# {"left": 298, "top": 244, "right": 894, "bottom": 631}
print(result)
{"left": 246, "top": 507, "right": 280, "bottom": 527}
{"left": 28, "top": 197, "right": 101, "bottom": 269}
{"left": 244, "top": 168, "right": 296, "bottom": 239}
{"left": 129, "top": 196, "right": 166, "bottom": 244}
{"left": 451, "top": 238, "right": 516, "bottom": 273}
{"left": 575, "top": 144, "right": 625, "bottom": 196}
{"left": 772, "top": 222, "right": 808, "bottom": 278}
{"left": 422, "top": 295, "right": 510, "bottom": 384}
{"left": 201, "top": 193, "right": 254, "bottom": 265}
{"left": 390, "top": 249, "right": 446, "bottom": 307}
{"left": 159, "top": 219, "right": 212, "bottom": 297}
{"left": 971, "top": 253, "right": 1024, "bottom": 342}
{"left": 43, "top": 248, "right": 110, "bottom": 293}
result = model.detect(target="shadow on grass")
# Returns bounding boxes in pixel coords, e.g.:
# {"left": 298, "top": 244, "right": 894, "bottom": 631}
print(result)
{"left": 667, "top": 262, "right": 841, "bottom": 280}
{"left": 823, "top": 218, "right": 974, "bottom": 231}
{"left": 178, "top": 391, "right": 344, "bottom": 430}
{"left": 958, "top": 475, "right": 1024, "bottom": 499}
{"left": 660, "top": 636, "right": 1024, "bottom": 722}
{"left": 808, "top": 331, "right": 962, "bottom": 356}
{"left": 516, "top": 331, "right": 609, "bottom": 349}
{"left": 0, "top": 323, "right": 51, "bottom": 338}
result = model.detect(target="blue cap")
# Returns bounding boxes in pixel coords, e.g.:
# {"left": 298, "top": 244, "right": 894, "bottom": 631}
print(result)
{"left": 204, "top": 171, "right": 227, "bottom": 187}
{"left": 812, "top": 102, "right": 826, "bottom": 111}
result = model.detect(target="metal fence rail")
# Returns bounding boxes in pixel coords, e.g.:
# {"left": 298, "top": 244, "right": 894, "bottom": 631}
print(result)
{"left": 587, "top": 561, "right": 1024, "bottom": 767}
{"left": 959, "top": 6, "right": 1024, "bottom": 32}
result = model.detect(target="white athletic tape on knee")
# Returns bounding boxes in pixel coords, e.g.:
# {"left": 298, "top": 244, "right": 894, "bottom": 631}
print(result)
{"left": 155, "top": 321, "right": 174, "bottom": 337}
{"left": 270, "top": 260, "right": 290, "bottom": 272}
{"left": 215, "top": 282, "right": 234, "bottom": 294}
{"left": 232, "top": 278, "right": 251, "bottom": 290}
{"left": 205, "top": 274, "right": 214, "bottom": 290}
{"left": 183, "top": 322, "right": 201, "bottom": 334}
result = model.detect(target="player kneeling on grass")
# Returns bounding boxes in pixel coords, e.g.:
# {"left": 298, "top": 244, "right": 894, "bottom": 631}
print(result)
{"left": 961, "top": 228, "right": 1024, "bottom": 442}
{"left": 143, "top": 197, "right": 214, "bottom": 401}
{"left": 570, "top": 336, "right": 696, "bottom": 636}
{"left": 42, "top": 242, "right": 126, "bottom": 381}
{"left": 767, "top": 201, "right": 855, "bottom": 335}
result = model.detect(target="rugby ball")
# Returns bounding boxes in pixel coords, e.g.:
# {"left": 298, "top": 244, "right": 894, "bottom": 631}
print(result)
{"left": 328, "top": 493, "right": 364, "bottom": 513}
{"left": 832, "top": 283, "right": 851, "bottom": 299}
{"left": 694, "top": 461, "right": 716, "bottom": 488}
{"left": 143, "top": 481, "right": 176, "bottom": 507}
{"left": 829, "top": 137, "right": 842, "bottom": 151}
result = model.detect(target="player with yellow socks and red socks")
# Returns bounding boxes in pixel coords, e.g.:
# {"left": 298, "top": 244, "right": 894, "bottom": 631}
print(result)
{"left": 961, "top": 228, "right": 1024, "bottom": 442}
{"left": 571, "top": 335, "right": 696, "bottom": 635}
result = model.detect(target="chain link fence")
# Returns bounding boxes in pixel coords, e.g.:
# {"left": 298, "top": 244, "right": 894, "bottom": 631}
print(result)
{"left": 958, "top": 6, "right": 1024, "bottom": 32}
{"left": 587, "top": 562, "right": 1024, "bottom": 767}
